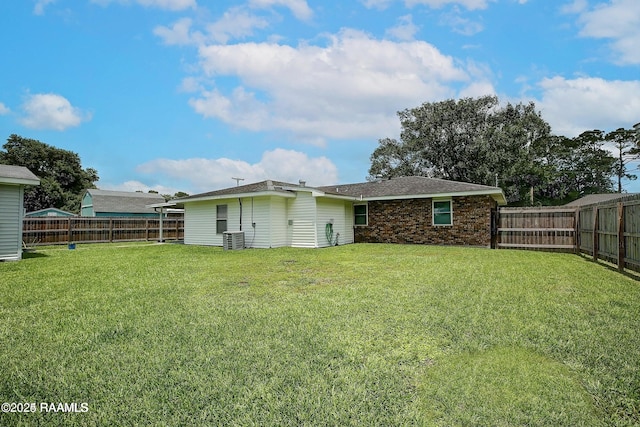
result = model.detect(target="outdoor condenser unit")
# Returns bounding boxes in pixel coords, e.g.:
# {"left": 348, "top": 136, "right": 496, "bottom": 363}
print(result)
{"left": 223, "top": 231, "right": 245, "bottom": 250}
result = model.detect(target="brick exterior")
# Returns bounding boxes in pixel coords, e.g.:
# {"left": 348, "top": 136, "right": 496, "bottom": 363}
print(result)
{"left": 354, "top": 195, "right": 497, "bottom": 247}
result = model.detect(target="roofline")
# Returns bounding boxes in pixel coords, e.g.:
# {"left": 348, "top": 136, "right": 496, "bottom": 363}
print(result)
{"left": 358, "top": 189, "right": 507, "bottom": 205}
{"left": 178, "top": 190, "right": 298, "bottom": 204}
{"left": 0, "top": 177, "right": 40, "bottom": 186}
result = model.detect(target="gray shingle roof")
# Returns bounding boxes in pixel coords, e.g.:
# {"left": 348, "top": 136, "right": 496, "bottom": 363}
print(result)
{"left": 178, "top": 180, "right": 300, "bottom": 201}
{"left": 319, "top": 176, "right": 504, "bottom": 200}
{"left": 86, "top": 189, "right": 165, "bottom": 214}
{"left": 178, "top": 176, "right": 506, "bottom": 204}
{"left": 0, "top": 165, "right": 40, "bottom": 184}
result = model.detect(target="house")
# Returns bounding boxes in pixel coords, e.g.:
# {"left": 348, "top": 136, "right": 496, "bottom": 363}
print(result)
{"left": 80, "top": 189, "right": 165, "bottom": 217}
{"left": 174, "top": 176, "right": 506, "bottom": 249}
{"left": 25, "top": 207, "right": 76, "bottom": 217}
{"left": 0, "top": 165, "right": 40, "bottom": 260}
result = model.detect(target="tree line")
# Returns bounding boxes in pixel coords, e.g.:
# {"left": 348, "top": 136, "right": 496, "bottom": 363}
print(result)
{"left": 2, "top": 97, "right": 639, "bottom": 211}
{"left": 368, "top": 95, "right": 638, "bottom": 205}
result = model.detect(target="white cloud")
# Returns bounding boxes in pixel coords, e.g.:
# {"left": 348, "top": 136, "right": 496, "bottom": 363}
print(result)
{"left": 19, "top": 93, "right": 91, "bottom": 131}
{"left": 439, "top": 9, "right": 484, "bottom": 35}
{"left": 249, "top": 0, "right": 313, "bottom": 21}
{"left": 573, "top": 0, "right": 640, "bottom": 65}
{"left": 136, "top": 148, "right": 339, "bottom": 193}
{"left": 386, "top": 15, "right": 419, "bottom": 41}
{"left": 189, "top": 29, "right": 475, "bottom": 144}
{"left": 206, "top": 7, "right": 271, "bottom": 44}
{"left": 536, "top": 76, "right": 640, "bottom": 137}
{"left": 33, "top": 0, "right": 56, "bottom": 15}
{"left": 0, "top": 102, "right": 10, "bottom": 115}
{"left": 91, "top": 0, "right": 196, "bottom": 11}
{"left": 154, "top": 18, "right": 201, "bottom": 46}
{"left": 99, "top": 180, "right": 180, "bottom": 195}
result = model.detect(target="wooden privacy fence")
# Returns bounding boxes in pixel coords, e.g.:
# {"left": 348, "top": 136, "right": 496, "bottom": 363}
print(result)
{"left": 577, "top": 196, "right": 640, "bottom": 272}
{"left": 497, "top": 195, "right": 640, "bottom": 273}
{"left": 496, "top": 207, "right": 577, "bottom": 251}
{"left": 23, "top": 217, "right": 184, "bottom": 245}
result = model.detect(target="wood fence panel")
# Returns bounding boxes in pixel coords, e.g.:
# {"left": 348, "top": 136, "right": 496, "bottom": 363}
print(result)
{"left": 597, "top": 205, "right": 618, "bottom": 263}
{"left": 23, "top": 217, "right": 184, "bottom": 245}
{"left": 497, "top": 207, "right": 577, "bottom": 250}
{"left": 624, "top": 202, "right": 640, "bottom": 271}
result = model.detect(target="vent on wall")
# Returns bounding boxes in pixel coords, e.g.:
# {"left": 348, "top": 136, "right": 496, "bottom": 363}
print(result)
{"left": 223, "top": 231, "right": 245, "bottom": 250}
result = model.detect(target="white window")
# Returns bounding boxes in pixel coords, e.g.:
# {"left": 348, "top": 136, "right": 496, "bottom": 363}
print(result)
{"left": 354, "top": 204, "right": 368, "bottom": 226}
{"left": 432, "top": 199, "right": 453, "bottom": 226}
{"left": 216, "top": 205, "right": 228, "bottom": 234}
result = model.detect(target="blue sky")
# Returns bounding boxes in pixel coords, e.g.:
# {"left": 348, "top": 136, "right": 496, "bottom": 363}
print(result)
{"left": 1, "top": 0, "right": 639, "bottom": 195}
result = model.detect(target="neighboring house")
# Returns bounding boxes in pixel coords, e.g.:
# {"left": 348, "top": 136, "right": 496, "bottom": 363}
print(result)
{"left": 0, "top": 165, "right": 40, "bottom": 261}
{"left": 25, "top": 207, "right": 76, "bottom": 217}
{"left": 80, "top": 189, "right": 165, "bottom": 217}
{"left": 564, "top": 193, "right": 639, "bottom": 207}
{"left": 174, "top": 176, "right": 506, "bottom": 249}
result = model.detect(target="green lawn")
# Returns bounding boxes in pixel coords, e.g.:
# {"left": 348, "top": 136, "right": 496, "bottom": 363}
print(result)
{"left": 0, "top": 243, "right": 639, "bottom": 426}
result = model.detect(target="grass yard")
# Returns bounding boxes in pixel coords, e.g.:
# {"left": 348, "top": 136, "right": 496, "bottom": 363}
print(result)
{"left": 0, "top": 243, "right": 639, "bottom": 426}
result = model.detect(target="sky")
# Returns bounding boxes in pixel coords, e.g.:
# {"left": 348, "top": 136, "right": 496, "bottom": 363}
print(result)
{"left": 1, "top": 0, "right": 639, "bottom": 196}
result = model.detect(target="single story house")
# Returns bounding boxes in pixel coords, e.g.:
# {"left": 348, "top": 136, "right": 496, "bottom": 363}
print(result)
{"left": 173, "top": 176, "right": 506, "bottom": 249}
{"left": 0, "top": 165, "right": 40, "bottom": 261}
{"left": 25, "top": 207, "right": 76, "bottom": 217}
{"left": 80, "top": 189, "right": 165, "bottom": 217}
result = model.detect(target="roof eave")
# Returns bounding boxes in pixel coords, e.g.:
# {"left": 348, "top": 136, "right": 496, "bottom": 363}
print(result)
{"left": 361, "top": 189, "right": 507, "bottom": 205}
{"left": 0, "top": 177, "right": 41, "bottom": 186}
{"left": 178, "top": 190, "right": 297, "bottom": 204}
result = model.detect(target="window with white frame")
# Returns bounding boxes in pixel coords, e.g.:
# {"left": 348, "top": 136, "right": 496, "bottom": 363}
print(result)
{"left": 216, "top": 204, "right": 228, "bottom": 234}
{"left": 354, "top": 204, "right": 368, "bottom": 226}
{"left": 432, "top": 199, "right": 453, "bottom": 226}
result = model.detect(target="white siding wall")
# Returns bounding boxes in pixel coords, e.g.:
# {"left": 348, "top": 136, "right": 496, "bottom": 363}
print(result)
{"left": 184, "top": 199, "right": 241, "bottom": 246}
{"left": 0, "top": 184, "right": 23, "bottom": 260}
{"left": 241, "top": 196, "right": 287, "bottom": 249}
{"left": 316, "top": 198, "right": 354, "bottom": 247}
{"left": 269, "top": 197, "right": 288, "bottom": 248}
{"left": 287, "top": 192, "right": 317, "bottom": 248}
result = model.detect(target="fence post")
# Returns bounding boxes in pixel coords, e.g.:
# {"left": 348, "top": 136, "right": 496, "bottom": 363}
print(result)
{"left": 67, "top": 217, "right": 72, "bottom": 243}
{"left": 109, "top": 218, "right": 114, "bottom": 243}
{"left": 618, "top": 202, "right": 625, "bottom": 272}
{"left": 573, "top": 208, "right": 579, "bottom": 254}
{"left": 592, "top": 205, "right": 599, "bottom": 262}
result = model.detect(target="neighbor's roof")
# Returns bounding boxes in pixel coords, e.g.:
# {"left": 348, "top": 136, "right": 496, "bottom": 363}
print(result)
{"left": 25, "top": 207, "right": 76, "bottom": 217}
{"left": 0, "top": 164, "right": 40, "bottom": 186}
{"left": 84, "top": 189, "right": 165, "bottom": 213}
{"left": 564, "top": 193, "right": 639, "bottom": 207}
{"left": 319, "top": 176, "right": 507, "bottom": 205}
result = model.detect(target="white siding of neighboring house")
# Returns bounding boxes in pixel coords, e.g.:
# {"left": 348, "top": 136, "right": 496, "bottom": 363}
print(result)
{"left": 316, "top": 198, "right": 355, "bottom": 247}
{"left": 287, "top": 191, "right": 318, "bottom": 248}
{"left": 0, "top": 184, "right": 23, "bottom": 261}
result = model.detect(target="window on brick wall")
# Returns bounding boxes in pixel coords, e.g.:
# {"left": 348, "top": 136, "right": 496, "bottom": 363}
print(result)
{"left": 432, "top": 199, "right": 453, "bottom": 226}
{"left": 354, "top": 204, "right": 368, "bottom": 226}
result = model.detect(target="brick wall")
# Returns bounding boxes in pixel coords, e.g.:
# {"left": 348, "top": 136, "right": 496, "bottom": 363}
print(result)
{"left": 354, "top": 196, "right": 496, "bottom": 247}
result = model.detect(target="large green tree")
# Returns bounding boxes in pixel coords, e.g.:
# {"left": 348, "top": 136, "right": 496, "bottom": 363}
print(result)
{"left": 368, "top": 96, "right": 551, "bottom": 203}
{"left": 604, "top": 127, "right": 637, "bottom": 193}
{"left": 529, "top": 131, "right": 616, "bottom": 204}
{"left": 0, "top": 134, "right": 99, "bottom": 212}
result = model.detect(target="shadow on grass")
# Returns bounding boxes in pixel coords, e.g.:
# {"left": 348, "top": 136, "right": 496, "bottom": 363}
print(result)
{"left": 22, "top": 250, "right": 49, "bottom": 259}
{"left": 577, "top": 253, "right": 640, "bottom": 282}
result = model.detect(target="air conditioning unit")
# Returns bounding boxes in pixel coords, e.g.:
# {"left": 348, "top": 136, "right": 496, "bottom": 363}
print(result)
{"left": 223, "top": 231, "right": 245, "bottom": 250}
